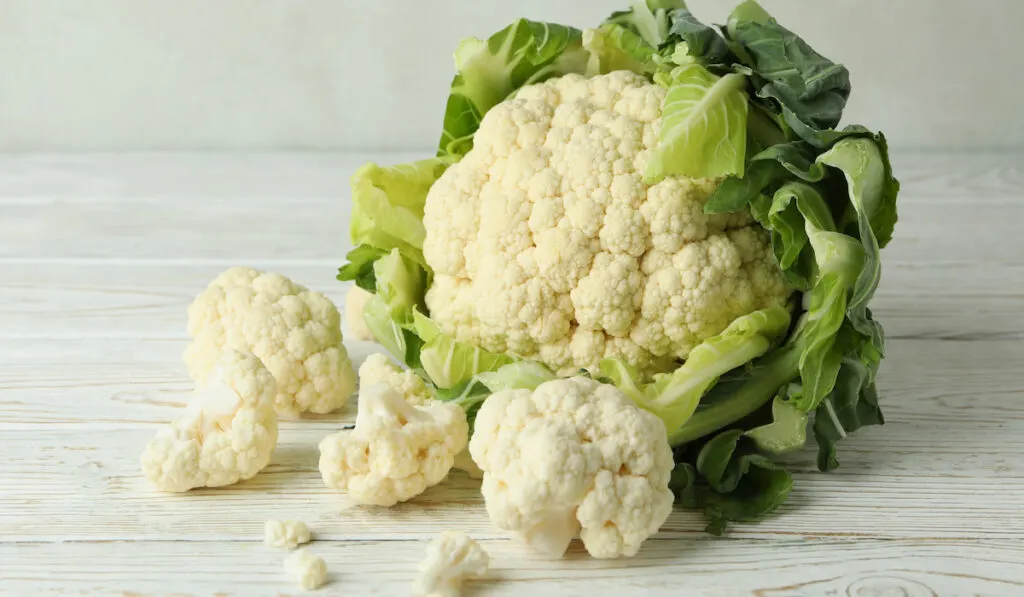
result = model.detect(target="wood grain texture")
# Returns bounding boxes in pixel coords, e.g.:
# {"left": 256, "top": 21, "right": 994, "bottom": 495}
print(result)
{"left": 1, "top": 152, "right": 1022, "bottom": 596}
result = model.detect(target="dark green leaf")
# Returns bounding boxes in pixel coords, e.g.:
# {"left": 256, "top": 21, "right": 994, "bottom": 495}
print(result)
{"left": 671, "top": 429, "right": 792, "bottom": 534}
{"left": 665, "top": 7, "right": 731, "bottom": 64}
{"left": 725, "top": 1, "right": 850, "bottom": 142}
{"left": 813, "top": 357, "right": 884, "bottom": 471}
{"left": 438, "top": 20, "right": 589, "bottom": 157}
{"left": 337, "top": 245, "right": 386, "bottom": 292}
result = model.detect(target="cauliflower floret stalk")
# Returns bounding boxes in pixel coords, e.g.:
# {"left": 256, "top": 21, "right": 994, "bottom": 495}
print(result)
{"left": 337, "top": 0, "right": 899, "bottom": 533}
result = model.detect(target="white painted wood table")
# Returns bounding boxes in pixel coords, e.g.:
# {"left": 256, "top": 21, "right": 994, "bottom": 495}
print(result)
{"left": 2, "top": 153, "right": 1023, "bottom": 596}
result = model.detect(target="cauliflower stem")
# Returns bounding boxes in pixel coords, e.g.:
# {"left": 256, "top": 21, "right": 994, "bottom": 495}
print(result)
{"left": 338, "top": 0, "right": 898, "bottom": 535}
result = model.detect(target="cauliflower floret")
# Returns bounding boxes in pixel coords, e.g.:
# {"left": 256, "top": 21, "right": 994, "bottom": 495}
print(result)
{"left": 141, "top": 350, "right": 278, "bottom": 492}
{"left": 358, "top": 353, "right": 432, "bottom": 406}
{"left": 264, "top": 519, "right": 311, "bottom": 550}
{"left": 469, "top": 376, "right": 674, "bottom": 559}
{"left": 184, "top": 267, "right": 357, "bottom": 416}
{"left": 344, "top": 285, "right": 376, "bottom": 341}
{"left": 413, "top": 531, "right": 490, "bottom": 597}
{"left": 422, "top": 71, "right": 792, "bottom": 374}
{"left": 284, "top": 548, "right": 328, "bottom": 590}
{"left": 318, "top": 383, "right": 468, "bottom": 507}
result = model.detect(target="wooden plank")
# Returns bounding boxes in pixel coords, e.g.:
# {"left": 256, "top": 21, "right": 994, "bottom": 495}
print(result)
{"left": 2, "top": 335, "right": 1022, "bottom": 431}
{"left": 2, "top": 260, "right": 1022, "bottom": 341}
{"left": 1, "top": 152, "right": 1022, "bottom": 206}
{"left": 3, "top": 199, "right": 1020, "bottom": 262}
{"left": 1, "top": 538, "right": 1021, "bottom": 596}
{"left": 0, "top": 152, "right": 421, "bottom": 205}
{"left": 1, "top": 338, "right": 1022, "bottom": 542}
{"left": 2, "top": 154, "right": 1024, "bottom": 262}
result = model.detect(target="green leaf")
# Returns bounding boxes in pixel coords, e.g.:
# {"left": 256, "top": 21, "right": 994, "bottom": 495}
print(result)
{"left": 725, "top": 1, "right": 851, "bottom": 142}
{"left": 336, "top": 245, "right": 386, "bottom": 292}
{"left": 601, "top": 306, "right": 791, "bottom": 443}
{"left": 372, "top": 249, "right": 426, "bottom": 325}
{"left": 362, "top": 296, "right": 423, "bottom": 367}
{"left": 349, "top": 158, "right": 455, "bottom": 266}
{"left": 583, "top": 24, "right": 659, "bottom": 75}
{"left": 670, "top": 340, "right": 801, "bottom": 446}
{"left": 813, "top": 357, "right": 884, "bottom": 471}
{"left": 664, "top": 6, "right": 731, "bottom": 65}
{"left": 439, "top": 19, "right": 589, "bottom": 157}
{"left": 603, "top": 0, "right": 686, "bottom": 47}
{"left": 646, "top": 62, "right": 749, "bottom": 180}
{"left": 746, "top": 391, "right": 808, "bottom": 454}
{"left": 412, "top": 311, "right": 514, "bottom": 390}
{"left": 672, "top": 429, "right": 792, "bottom": 534}
{"left": 476, "top": 361, "right": 558, "bottom": 392}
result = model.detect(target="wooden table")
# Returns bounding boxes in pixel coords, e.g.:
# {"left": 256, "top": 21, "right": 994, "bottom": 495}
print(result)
{"left": 2, "top": 153, "right": 1022, "bottom": 596}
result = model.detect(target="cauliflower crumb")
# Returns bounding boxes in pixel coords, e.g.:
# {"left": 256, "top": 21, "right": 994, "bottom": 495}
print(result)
{"left": 264, "top": 519, "right": 311, "bottom": 550}
{"left": 422, "top": 71, "right": 792, "bottom": 374}
{"left": 141, "top": 350, "right": 278, "bottom": 492}
{"left": 284, "top": 548, "right": 328, "bottom": 591}
{"left": 184, "top": 266, "right": 357, "bottom": 416}
{"left": 413, "top": 531, "right": 490, "bottom": 597}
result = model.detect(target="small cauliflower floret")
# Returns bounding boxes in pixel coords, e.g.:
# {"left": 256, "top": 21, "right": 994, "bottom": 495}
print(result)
{"left": 413, "top": 531, "right": 490, "bottom": 597}
{"left": 345, "top": 285, "right": 376, "bottom": 341}
{"left": 141, "top": 350, "right": 278, "bottom": 492}
{"left": 184, "top": 267, "right": 357, "bottom": 416}
{"left": 264, "top": 519, "right": 311, "bottom": 550}
{"left": 469, "top": 376, "right": 674, "bottom": 559}
{"left": 358, "top": 353, "right": 432, "bottom": 406}
{"left": 284, "top": 548, "right": 328, "bottom": 591}
{"left": 318, "top": 384, "right": 468, "bottom": 507}
{"left": 422, "top": 71, "right": 793, "bottom": 374}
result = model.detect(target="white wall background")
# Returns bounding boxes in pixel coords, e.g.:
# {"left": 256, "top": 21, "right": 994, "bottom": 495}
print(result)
{"left": 1, "top": 0, "right": 1021, "bottom": 151}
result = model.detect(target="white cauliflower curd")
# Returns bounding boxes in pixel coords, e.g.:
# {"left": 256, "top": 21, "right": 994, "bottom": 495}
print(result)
{"left": 318, "top": 383, "right": 468, "bottom": 507}
{"left": 422, "top": 70, "right": 792, "bottom": 374}
{"left": 358, "top": 353, "right": 433, "bottom": 406}
{"left": 264, "top": 519, "right": 311, "bottom": 550}
{"left": 284, "top": 548, "right": 328, "bottom": 590}
{"left": 184, "top": 267, "right": 357, "bottom": 416}
{"left": 345, "top": 285, "right": 376, "bottom": 341}
{"left": 141, "top": 350, "right": 278, "bottom": 492}
{"left": 469, "top": 376, "right": 674, "bottom": 559}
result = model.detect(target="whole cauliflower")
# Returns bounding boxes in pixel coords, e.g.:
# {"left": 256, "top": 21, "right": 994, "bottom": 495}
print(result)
{"left": 185, "top": 267, "right": 357, "bottom": 416}
{"left": 141, "top": 350, "right": 278, "bottom": 492}
{"left": 358, "top": 353, "right": 433, "bottom": 406}
{"left": 422, "top": 70, "right": 792, "bottom": 374}
{"left": 318, "top": 383, "right": 468, "bottom": 506}
{"left": 469, "top": 376, "right": 674, "bottom": 559}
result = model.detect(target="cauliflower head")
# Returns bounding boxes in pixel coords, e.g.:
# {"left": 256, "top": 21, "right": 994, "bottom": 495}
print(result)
{"left": 358, "top": 353, "right": 433, "bottom": 406}
{"left": 318, "top": 383, "right": 468, "bottom": 507}
{"left": 185, "top": 267, "right": 356, "bottom": 416}
{"left": 469, "top": 376, "right": 674, "bottom": 559}
{"left": 141, "top": 350, "right": 278, "bottom": 492}
{"left": 422, "top": 70, "right": 792, "bottom": 374}
{"left": 413, "top": 530, "right": 490, "bottom": 597}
